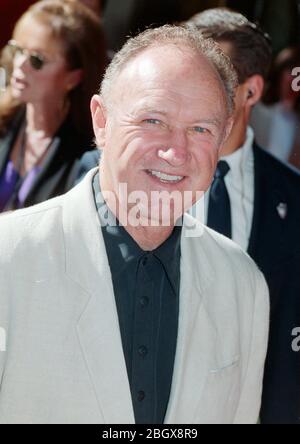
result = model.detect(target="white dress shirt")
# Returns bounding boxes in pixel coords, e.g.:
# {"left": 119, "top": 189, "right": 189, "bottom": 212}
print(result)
{"left": 251, "top": 102, "right": 298, "bottom": 163}
{"left": 190, "top": 126, "right": 255, "bottom": 251}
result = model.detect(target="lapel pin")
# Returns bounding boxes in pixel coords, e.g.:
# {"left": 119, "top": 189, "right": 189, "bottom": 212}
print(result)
{"left": 276, "top": 202, "right": 287, "bottom": 220}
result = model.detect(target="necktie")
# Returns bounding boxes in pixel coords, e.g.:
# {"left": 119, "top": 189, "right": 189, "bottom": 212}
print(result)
{"left": 207, "top": 160, "right": 232, "bottom": 238}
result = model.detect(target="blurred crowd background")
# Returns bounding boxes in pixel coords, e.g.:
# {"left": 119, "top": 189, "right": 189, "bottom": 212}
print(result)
{"left": 0, "top": 0, "right": 300, "bottom": 212}
{"left": 3, "top": 0, "right": 299, "bottom": 55}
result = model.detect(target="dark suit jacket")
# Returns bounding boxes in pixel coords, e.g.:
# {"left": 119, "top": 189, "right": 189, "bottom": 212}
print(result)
{"left": 0, "top": 110, "right": 91, "bottom": 210}
{"left": 74, "top": 149, "right": 100, "bottom": 185}
{"left": 249, "top": 144, "right": 300, "bottom": 424}
{"left": 74, "top": 143, "right": 300, "bottom": 424}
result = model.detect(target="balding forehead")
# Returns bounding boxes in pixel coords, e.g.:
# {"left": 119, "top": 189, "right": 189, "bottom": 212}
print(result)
{"left": 105, "top": 44, "right": 229, "bottom": 125}
{"left": 118, "top": 44, "right": 222, "bottom": 86}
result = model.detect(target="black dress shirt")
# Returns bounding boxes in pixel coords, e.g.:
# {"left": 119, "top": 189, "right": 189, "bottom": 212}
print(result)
{"left": 92, "top": 173, "right": 181, "bottom": 424}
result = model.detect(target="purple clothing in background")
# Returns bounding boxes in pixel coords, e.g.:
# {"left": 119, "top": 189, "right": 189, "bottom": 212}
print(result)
{"left": 0, "top": 161, "right": 18, "bottom": 211}
{"left": 0, "top": 160, "right": 41, "bottom": 211}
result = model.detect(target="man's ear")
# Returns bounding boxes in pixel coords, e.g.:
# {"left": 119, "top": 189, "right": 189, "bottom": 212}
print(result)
{"left": 223, "top": 116, "right": 234, "bottom": 143}
{"left": 90, "top": 94, "right": 107, "bottom": 147}
{"left": 244, "top": 74, "right": 264, "bottom": 106}
{"left": 218, "top": 116, "right": 234, "bottom": 154}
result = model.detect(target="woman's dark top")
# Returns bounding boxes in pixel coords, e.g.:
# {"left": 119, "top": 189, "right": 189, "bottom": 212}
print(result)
{"left": 0, "top": 109, "right": 92, "bottom": 211}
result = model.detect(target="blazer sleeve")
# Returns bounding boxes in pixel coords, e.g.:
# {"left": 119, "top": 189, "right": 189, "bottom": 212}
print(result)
{"left": 233, "top": 270, "right": 270, "bottom": 424}
{"left": 0, "top": 325, "right": 6, "bottom": 389}
{"left": 0, "top": 216, "right": 12, "bottom": 391}
{"left": 0, "top": 253, "right": 8, "bottom": 390}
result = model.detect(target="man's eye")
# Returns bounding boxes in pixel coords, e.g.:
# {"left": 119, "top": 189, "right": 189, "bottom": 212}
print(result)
{"left": 143, "top": 118, "right": 160, "bottom": 125}
{"left": 193, "top": 126, "right": 208, "bottom": 133}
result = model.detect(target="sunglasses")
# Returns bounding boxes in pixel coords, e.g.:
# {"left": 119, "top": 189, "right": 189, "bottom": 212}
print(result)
{"left": 8, "top": 40, "right": 47, "bottom": 70}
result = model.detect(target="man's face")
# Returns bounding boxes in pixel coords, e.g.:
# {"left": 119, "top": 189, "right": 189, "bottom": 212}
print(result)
{"left": 92, "top": 44, "right": 231, "bottom": 223}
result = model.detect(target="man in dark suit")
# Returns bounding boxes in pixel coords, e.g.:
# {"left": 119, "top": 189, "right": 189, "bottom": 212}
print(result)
{"left": 187, "top": 8, "right": 300, "bottom": 424}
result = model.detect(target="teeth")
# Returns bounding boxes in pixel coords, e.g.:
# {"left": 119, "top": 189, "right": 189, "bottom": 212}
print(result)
{"left": 149, "top": 170, "right": 183, "bottom": 182}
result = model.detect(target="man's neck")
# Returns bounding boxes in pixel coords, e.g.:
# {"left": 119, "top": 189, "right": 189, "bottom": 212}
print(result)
{"left": 220, "top": 113, "right": 249, "bottom": 156}
{"left": 122, "top": 224, "right": 174, "bottom": 251}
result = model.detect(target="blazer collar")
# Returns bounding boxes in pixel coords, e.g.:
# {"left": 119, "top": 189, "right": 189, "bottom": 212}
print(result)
{"left": 62, "top": 168, "right": 134, "bottom": 423}
{"left": 165, "top": 218, "right": 219, "bottom": 423}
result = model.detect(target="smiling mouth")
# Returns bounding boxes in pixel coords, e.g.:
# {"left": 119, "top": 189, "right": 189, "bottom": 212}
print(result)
{"left": 146, "top": 169, "right": 185, "bottom": 184}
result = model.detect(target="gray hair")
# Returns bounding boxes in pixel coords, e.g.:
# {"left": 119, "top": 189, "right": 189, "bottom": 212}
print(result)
{"left": 100, "top": 25, "right": 238, "bottom": 115}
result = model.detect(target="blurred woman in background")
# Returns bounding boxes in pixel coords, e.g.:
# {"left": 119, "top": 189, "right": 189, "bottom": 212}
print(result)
{"left": 0, "top": 0, "right": 107, "bottom": 211}
{"left": 251, "top": 47, "right": 300, "bottom": 168}
{"left": 71, "top": 0, "right": 102, "bottom": 16}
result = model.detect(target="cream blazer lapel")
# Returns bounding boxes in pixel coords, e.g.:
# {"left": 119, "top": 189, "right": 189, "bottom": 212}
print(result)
{"left": 166, "top": 216, "right": 242, "bottom": 424}
{"left": 62, "top": 169, "right": 134, "bottom": 424}
{"left": 165, "top": 216, "right": 218, "bottom": 423}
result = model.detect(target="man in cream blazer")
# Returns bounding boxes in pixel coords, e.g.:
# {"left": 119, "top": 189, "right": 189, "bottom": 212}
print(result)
{"left": 0, "top": 26, "right": 269, "bottom": 424}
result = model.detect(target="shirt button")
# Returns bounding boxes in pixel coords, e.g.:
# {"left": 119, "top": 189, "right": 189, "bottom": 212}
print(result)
{"left": 138, "top": 345, "right": 148, "bottom": 357}
{"left": 140, "top": 297, "right": 149, "bottom": 307}
{"left": 142, "top": 256, "right": 148, "bottom": 266}
{"left": 137, "top": 390, "right": 145, "bottom": 402}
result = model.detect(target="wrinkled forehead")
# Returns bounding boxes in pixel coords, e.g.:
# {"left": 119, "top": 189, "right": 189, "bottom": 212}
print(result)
{"left": 110, "top": 44, "right": 227, "bottom": 108}
{"left": 121, "top": 44, "right": 221, "bottom": 86}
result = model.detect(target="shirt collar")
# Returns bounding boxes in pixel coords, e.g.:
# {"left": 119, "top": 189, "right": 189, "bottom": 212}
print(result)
{"left": 92, "top": 172, "right": 182, "bottom": 295}
{"left": 220, "top": 126, "right": 254, "bottom": 176}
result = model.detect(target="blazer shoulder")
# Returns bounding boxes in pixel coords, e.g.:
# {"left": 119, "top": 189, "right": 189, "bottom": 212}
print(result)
{"left": 0, "top": 196, "right": 64, "bottom": 263}
{"left": 254, "top": 143, "right": 300, "bottom": 185}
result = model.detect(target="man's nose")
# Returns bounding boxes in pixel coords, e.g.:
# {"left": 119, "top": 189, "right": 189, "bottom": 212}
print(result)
{"left": 157, "top": 130, "right": 189, "bottom": 167}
